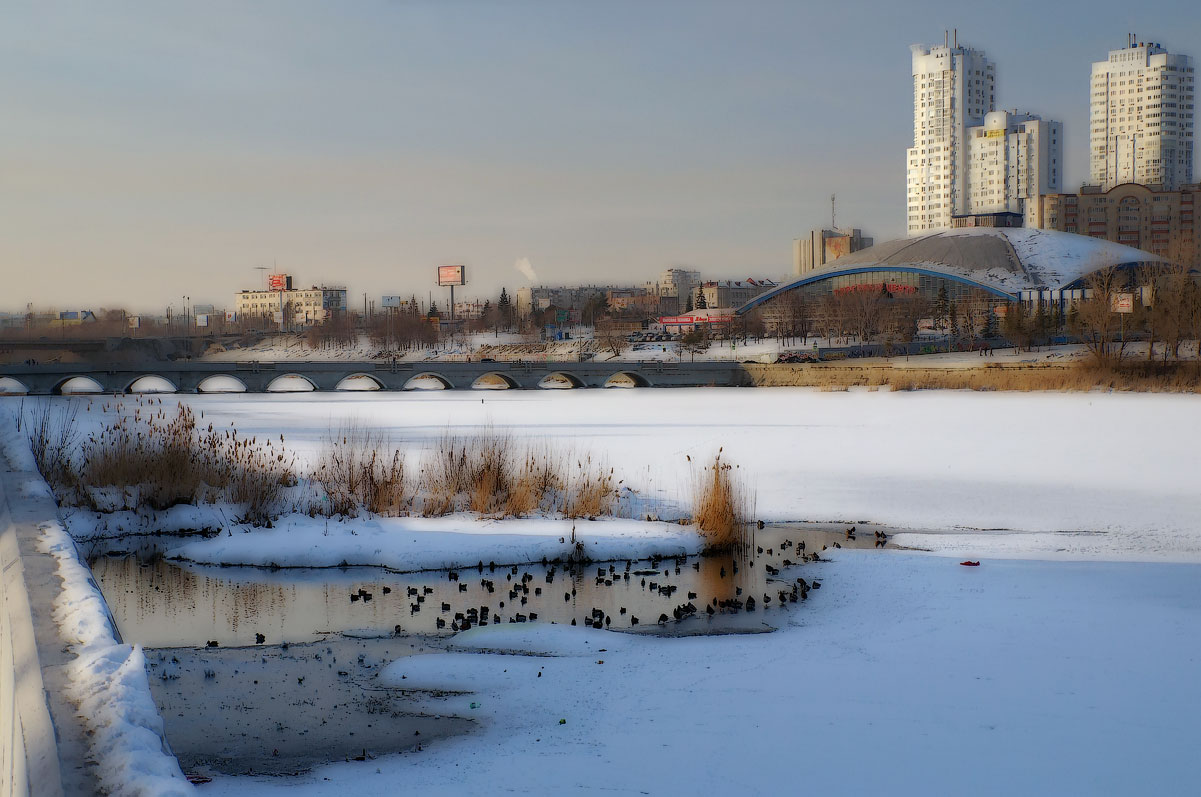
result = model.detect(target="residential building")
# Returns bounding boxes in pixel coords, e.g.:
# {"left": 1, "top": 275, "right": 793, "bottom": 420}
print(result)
{"left": 966, "top": 111, "right": 1062, "bottom": 225}
{"left": 697, "top": 279, "right": 779, "bottom": 310}
{"left": 514, "top": 285, "right": 637, "bottom": 317}
{"left": 906, "top": 34, "right": 1061, "bottom": 234}
{"left": 906, "top": 34, "right": 995, "bottom": 234}
{"left": 794, "top": 228, "right": 874, "bottom": 275}
{"left": 644, "top": 268, "right": 701, "bottom": 314}
{"left": 1089, "top": 38, "right": 1195, "bottom": 191}
{"left": 1028, "top": 182, "right": 1200, "bottom": 268}
{"left": 235, "top": 280, "right": 347, "bottom": 328}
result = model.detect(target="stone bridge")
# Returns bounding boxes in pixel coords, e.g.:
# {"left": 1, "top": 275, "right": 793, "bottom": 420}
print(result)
{"left": 0, "top": 360, "right": 763, "bottom": 394}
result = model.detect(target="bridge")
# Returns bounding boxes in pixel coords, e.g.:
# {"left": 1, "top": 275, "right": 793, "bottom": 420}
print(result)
{"left": 0, "top": 359, "right": 765, "bottom": 394}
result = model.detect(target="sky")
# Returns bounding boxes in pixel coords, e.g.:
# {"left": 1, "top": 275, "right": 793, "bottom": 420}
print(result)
{"left": 2, "top": 0, "right": 1199, "bottom": 313}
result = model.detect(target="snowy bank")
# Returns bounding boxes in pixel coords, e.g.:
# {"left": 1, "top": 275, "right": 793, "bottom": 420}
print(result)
{"left": 38, "top": 519, "right": 193, "bottom": 796}
{"left": 166, "top": 514, "right": 702, "bottom": 570}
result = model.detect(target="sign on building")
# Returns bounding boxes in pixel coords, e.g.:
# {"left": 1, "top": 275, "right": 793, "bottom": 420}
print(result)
{"left": 437, "top": 265, "right": 466, "bottom": 286}
{"left": 268, "top": 273, "right": 288, "bottom": 291}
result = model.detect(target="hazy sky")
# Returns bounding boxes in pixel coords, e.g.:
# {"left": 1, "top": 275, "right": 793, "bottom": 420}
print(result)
{"left": 3, "top": 0, "right": 1199, "bottom": 312}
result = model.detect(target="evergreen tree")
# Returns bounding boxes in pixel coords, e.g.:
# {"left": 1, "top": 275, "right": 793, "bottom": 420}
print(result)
{"left": 695, "top": 288, "right": 707, "bottom": 309}
{"left": 428, "top": 301, "right": 439, "bottom": 319}
{"left": 934, "top": 285, "right": 950, "bottom": 329}
{"left": 498, "top": 288, "right": 510, "bottom": 312}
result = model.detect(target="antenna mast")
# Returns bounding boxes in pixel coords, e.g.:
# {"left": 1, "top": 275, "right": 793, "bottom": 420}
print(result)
{"left": 830, "top": 194, "right": 836, "bottom": 230}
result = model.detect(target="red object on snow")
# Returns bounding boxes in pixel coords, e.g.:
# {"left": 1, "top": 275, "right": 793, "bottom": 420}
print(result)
{"left": 959, "top": 561, "right": 981, "bottom": 567}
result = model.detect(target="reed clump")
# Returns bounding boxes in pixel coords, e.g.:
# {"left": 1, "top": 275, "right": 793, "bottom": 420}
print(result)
{"left": 312, "top": 423, "right": 409, "bottom": 517}
{"left": 691, "top": 450, "right": 753, "bottom": 552}
{"left": 72, "top": 404, "right": 295, "bottom": 523}
{"left": 20, "top": 400, "right": 79, "bottom": 491}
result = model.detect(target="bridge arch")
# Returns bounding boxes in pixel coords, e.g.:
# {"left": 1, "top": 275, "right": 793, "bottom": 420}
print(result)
{"left": 54, "top": 375, "right": 105, "bottom": 395}
{"left": 196, "top": 374, "right": 248, "bottom": 393}
{"left": 266, "top": 373, "right": 318, "bottom": 392}
{"left": 125, "top": 375, "right": 178, "bottom": 394}
{"left": 335, "top": 373, "right": 384, "bottom": 391}
{"left": 472, "top": 372, "right": 519, "bottom": 390}
{"left": 405, "top": 372, "right": 454, "bottom": 390}
{"left": 604, "top": 371, "right": 651, "bottom": 388}
{"left": 538, "top": 371, "right": 584, "bottom": 389}
{"left": 0, "top": 376, "right": 29, "bottom": 394}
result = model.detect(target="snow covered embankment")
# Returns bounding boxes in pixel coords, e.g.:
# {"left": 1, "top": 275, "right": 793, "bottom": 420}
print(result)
{"left": 39, "top": 520, "right": 193, "bottom": 796}
{"left": 0, "top": 406, "right": 192, "bottom": 796}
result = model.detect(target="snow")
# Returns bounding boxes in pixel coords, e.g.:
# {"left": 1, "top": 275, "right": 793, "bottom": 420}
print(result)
{"left": 6, "top": 390, "right": 1201, "bottom": 794}
{"left": 29, "top": 388, "right": 1200, "bottom": 565}
{"left": 200, "top": 550, "right": 1201, "bottom": 796}
{"left": 37, "top": 519, "right": 192, "bottom": 795}
{"left": 167, "top": 515, "right": 700, "bottom": 570}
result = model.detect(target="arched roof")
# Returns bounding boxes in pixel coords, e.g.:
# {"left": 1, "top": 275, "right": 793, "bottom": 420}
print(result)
{"left": 739, "top": 227, "right": 1172, "bottom": 314}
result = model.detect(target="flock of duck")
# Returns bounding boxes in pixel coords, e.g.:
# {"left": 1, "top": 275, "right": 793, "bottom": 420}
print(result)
{"left": 325, "top": 531, "right": 879, "bottom": 638}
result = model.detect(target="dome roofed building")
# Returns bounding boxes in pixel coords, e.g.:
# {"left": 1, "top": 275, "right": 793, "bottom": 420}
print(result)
{"left": 737, "top": 227, "right": 1177, "bottom": 318}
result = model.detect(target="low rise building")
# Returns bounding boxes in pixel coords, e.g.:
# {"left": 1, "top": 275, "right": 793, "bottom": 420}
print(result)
{"left": 697, "top": 279, "right": 779, "bottom": 310}
{"left": 235, "top": 278, "right": 347, "bottom": 328}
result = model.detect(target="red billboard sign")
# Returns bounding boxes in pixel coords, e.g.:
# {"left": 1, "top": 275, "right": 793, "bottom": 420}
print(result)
{"left": 659, "top": 314, "right": 735, "bottom": 325}
{"left": 268, "top": 273, "right": 287, "bottom": 291}
{"left": 437, "top": 265, "right": 466, "bottom": 286}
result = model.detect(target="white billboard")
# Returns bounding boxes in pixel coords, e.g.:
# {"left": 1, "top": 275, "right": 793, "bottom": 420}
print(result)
{"left": 437, "top": 265, "right": 466, "bottom": 286}
{"left": 381, "top": 295, "right": 402, "bottom": 308}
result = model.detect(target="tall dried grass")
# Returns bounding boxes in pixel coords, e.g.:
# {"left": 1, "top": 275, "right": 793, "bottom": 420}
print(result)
{"left": 691, "top": 450, "right": 753, "bottom": 552}
{"left": 312, "top": 423, "right": 408, "bottom": 517}
{"left": 563, "top": 456, "right": 616, "bottom": 519}
{"left": 20, "top": 400, "right": 80, "bottom": 490}
{"left": 749, "top": 360, "right": 1201, "bottom": 393}
{"left": 75, "top": 404, "right": 295, "bottom": 524}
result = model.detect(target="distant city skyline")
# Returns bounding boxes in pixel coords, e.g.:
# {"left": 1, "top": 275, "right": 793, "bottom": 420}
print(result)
{"left": 2, "top": 0, "right": 1199, "bottom": 312}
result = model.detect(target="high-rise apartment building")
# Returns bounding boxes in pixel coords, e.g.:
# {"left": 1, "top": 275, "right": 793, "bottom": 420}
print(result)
{"left": 906, "top": 34, "right": 995, "bottom": 235}
{"left": 906, "top": 34, "right": 1062, "bottom": 235}
{"left": 1089, "top": 38, "right": 1195, "bottom": 190}
{"left": 966, "top": 111, "right": 1062, "bottom": 225}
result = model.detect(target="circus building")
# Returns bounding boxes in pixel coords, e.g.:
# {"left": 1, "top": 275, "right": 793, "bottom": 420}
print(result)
{"left": 737, "top": 227, "right": 1183, "bottom": 326}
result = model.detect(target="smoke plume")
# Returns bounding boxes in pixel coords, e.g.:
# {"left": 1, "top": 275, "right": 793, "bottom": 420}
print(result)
{"left": 514, "top": 257, "right": 538, "bottom": 283}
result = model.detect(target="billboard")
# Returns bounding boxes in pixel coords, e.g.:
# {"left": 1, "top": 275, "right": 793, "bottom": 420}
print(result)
{"left": 437, "top": 265, "right": 466, "bottom": 286}
{"left": 1111, "top": 293, "right": 1135, "bottom": 313}
{"left": 268, "top": 273, "right": 288, "bottom": 291}
{"left": 195, "top": 314, "right": 210, "bottom": 328}
{"left": 128, "top": 316, "right": 141, "bottom": 329}
{"left": 381, "top": 296, "right": 402, "bottom": 308}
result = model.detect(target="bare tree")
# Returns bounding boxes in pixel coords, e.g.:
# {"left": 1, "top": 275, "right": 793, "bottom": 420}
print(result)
{"left": 1072, "top": 268, "right": 1128, "bottom": 365}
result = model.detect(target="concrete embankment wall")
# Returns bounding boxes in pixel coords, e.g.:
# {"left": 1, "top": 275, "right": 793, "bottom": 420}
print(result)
{"left": 0, "top": 461, "right": 90, "bottom": 795}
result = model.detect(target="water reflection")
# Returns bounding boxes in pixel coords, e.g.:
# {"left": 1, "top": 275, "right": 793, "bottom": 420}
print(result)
{"left": 92, "top": 524, "right": 880, "bottom": 648}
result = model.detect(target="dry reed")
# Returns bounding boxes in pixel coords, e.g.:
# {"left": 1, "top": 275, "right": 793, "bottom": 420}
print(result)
{"left": 313, "top": 423, "right": 408, "bottom": 517}
{"left": 72, "top": 404, "right": 294, "bottom": 524}
{"left": 691, "top": 450, "right": 753, "bottom": 551}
